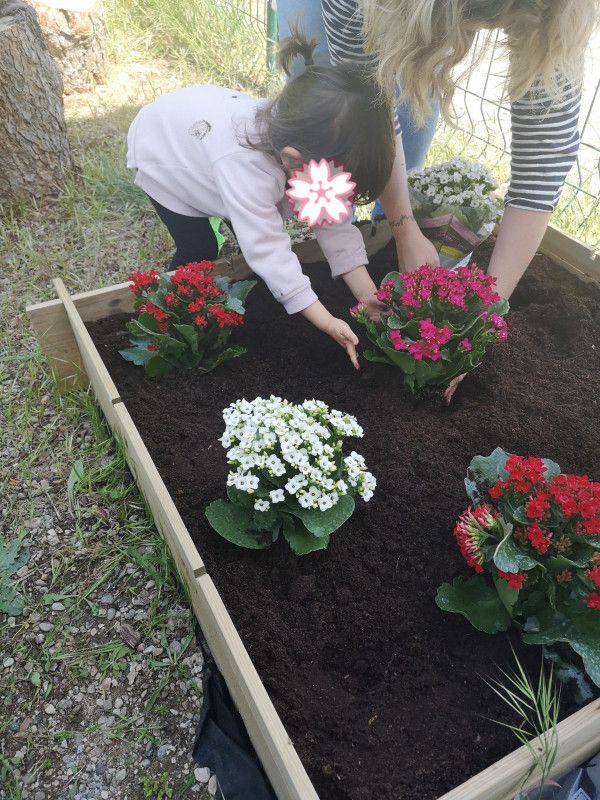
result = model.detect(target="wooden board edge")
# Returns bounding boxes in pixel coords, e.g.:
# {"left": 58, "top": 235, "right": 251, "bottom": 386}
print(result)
{"left": 438, "top": 698, "right": 600, "bottom": 800}
{"left": 191, "top": 573, "right": 319, "bottom": 800}
{"left": 540, "top": 225, "right": 600, "bottom": 286}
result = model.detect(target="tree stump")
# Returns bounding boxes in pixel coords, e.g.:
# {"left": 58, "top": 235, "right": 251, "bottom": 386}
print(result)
{"left": 0, "top": 1, "right": 72, "bottom": 207}
{"left": 31, "top": 0, "right": 107, "bottom": 94}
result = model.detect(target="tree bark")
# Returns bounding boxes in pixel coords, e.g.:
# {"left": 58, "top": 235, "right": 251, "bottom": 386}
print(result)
{"left": 31, "top": 0, "right": 107, "bottom": 94}
{"left": 0, "top": 0, "right": 72, "bottom": 207}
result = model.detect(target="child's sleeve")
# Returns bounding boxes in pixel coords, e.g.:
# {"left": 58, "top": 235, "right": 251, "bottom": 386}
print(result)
{"left": 313, "top": 216, "right": 368, "bottom": 279}
{"left": 212, "top": 153, "right": 318, "bottom": 314}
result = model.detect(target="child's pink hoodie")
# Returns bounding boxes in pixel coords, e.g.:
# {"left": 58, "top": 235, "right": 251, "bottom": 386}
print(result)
{"left": 127, "top": 85, "right": 368, "bottom": 314}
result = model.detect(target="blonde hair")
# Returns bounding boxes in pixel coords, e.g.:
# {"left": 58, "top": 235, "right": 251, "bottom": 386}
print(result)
{"left": 360, "top": 0, "right": 599, "bottom": 125}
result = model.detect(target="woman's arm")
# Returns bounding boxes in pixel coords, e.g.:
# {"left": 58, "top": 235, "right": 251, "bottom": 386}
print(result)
{"left": 379, "top": 140, "right": 441, "bottom": 270}
{"left": 488, "top": 206, "right": 552, "bottom": 299}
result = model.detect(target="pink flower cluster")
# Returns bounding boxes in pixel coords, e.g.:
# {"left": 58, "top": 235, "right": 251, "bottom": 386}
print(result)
{"left": 390, "top": 318, "right": 452, "bottom": 361}
{"left": 399, "top": 264, "right": 500, "bottom": 311}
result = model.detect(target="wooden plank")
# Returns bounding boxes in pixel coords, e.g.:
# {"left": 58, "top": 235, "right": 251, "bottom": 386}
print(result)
{"left": 439, "top": 698, "right": 600, "bottom": 800}
{"left": 191, "top": 574, "right": 319, "bottom": 800}
{"left": 540, "top": 225, "right": 600, "bottom": 286}
{"left": 52, "top": 278, "right": 122, "bottom": 427}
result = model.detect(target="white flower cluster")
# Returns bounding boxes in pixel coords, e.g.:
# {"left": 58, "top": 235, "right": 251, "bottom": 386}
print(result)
{"left": 220, "top": 396, "right": 376, "bottom": 513}
{"left": 408, "top": 156, "right": 502, "bottom": 221}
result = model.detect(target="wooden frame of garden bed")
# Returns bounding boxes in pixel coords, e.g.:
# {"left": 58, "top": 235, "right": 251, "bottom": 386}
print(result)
{"left": 27, "top": 224, "right": 600, "bottom": 800}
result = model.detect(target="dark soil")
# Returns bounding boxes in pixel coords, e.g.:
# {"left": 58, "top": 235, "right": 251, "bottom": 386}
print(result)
{"left": 87, "top": 240, "right": 600, "bottom": 800}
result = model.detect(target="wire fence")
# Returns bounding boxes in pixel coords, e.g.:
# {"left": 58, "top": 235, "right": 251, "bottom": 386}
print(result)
{"left": 219, "top": 3, "right": 599, "bottom": 248}
{"left": 444, "top": 30, "right": 600, "bottom": 248}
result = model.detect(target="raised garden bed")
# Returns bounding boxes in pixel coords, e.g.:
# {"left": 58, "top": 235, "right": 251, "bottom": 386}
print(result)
{"left": 28, "top": 224, "right": 600, "bottom": 800}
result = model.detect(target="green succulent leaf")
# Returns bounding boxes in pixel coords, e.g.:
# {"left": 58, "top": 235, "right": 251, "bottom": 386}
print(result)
{"left": 435, "top": 575, "right": 512, "bottom": 634}
{"left": 205, "top": 500, "right": 270, "bottom": 549}
{"left": 282, "top": 515, "right": 330, "bottom": 555}
{"left": 144, "top": 355, "right": 174, "bottom": 377}
{"left": 0, "top": 579, "right": 24, "bottom": 616}
{"left": 119, "top": 346, "right": 155, "bottom": 366}
{"left": 493, "top": 520, "right": 539, "bottom": 572}
{"left": 287, "top": 494, "right": 355, "bottom": 538}
{"left": 523, "top": 604, "right": 600, "bottom": 688}
{"left": 227, "top": 279, "right": 257, "bottom": 303}
{"left": 172, "top": 323, "right": 199, "bottom": 353}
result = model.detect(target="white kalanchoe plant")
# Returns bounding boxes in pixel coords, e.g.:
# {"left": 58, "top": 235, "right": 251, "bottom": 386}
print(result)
{"left": 408, "top": 156, "right": 503, "bottom": 229}
{"left": 205, "top": 396, "right": 376, "bottom": 554}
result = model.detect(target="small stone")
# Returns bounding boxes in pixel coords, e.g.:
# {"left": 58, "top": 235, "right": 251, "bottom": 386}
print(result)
{"left": 114, "top": 697, "right": 123, "bottom": 709}
{"left": 39, "top": 622, "right": 52, "bottom": 632}
{"left": 99, "top": 594, "right": 113, "bottom": 605}
{"left": 8, "top": 722, "right": 19, "bottom": 733}
{"left": 3, "top": 657, "right": 15, "bottom": 668}
{"left": 194, "top": 767, "right": 210, "bottom": 784}
{"left": 157, "top": 744, "right": 174, "bottom": 760}
{"left": 34, "top": 792, "right": 46, "bottom": 800}
{"left": 115, "top": 768, "right": 126, "bottom": 783}
{"left": 51, "top": 602, "right": 65, "bottom": 612}
{"left": 44, "top": 704, "right": 56, "bottom": 715}
{"left": 208, "top": 775, "right": 217, "bottom": 796}
{"left": 106, "top": 608, "right": 116, "bottom": 621}
{"left": 46, "top": 532, "right": 59, "bottom": 547}
{"left": 103, "top": 697, "right": 112, "bottom": 712}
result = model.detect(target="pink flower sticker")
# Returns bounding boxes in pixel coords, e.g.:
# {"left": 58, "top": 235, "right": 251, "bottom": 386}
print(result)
{"left": 286, "top": 158, "right": 355, "bottom": 227}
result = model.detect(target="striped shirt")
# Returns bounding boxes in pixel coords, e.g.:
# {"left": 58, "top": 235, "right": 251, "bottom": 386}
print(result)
{"left": 321, "top": 0, "right": 582, "bottom": 212}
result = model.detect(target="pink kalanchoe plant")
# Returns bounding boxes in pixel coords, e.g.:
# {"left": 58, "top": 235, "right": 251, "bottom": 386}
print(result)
{"left": 350, "top": 263, "right": 509, "bottom": 393}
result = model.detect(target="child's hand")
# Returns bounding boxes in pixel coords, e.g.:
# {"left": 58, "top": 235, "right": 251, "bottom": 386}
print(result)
{"left": 324, "top": 317, "right": 360, "bottom": 370}
{"left": 360, "top": 297, "right": 387, "bottom": 322}
{"left": 301, "top": 300, "right": 360, "bottom": 369}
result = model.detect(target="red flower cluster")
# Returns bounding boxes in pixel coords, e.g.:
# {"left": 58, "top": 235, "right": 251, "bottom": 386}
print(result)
{"left": 497, "top": 570, "right": 527, "bottom": 589}
{"left": 399, "top": 263, "right": 500, "bottom": 311}
{"left": 489, "top": 455, "right": 548, "bottom": 498}
{"left": 128, "top": 262, "right": 245, "bottom": 347}
{"left": 129, "top": 269, "right": 160, "bottom": 296}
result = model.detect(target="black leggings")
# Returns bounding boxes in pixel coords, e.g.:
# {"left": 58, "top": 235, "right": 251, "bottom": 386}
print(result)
{"left": 150, "top": 197, "right": 222, "bottom": 267}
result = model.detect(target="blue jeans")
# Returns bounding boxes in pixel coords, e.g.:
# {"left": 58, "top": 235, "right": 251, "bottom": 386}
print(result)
{"left": 277, "top": 0, "right": 439, "bottom": 190}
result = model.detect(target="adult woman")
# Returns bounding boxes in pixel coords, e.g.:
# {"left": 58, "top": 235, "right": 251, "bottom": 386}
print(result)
{"left": 279, "top": 0, "right": 597, "bottom": 299}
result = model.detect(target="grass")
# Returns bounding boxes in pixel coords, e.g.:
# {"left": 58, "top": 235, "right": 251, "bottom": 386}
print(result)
{"left": 485, "top": 653, "right": 561, "bottom": 799}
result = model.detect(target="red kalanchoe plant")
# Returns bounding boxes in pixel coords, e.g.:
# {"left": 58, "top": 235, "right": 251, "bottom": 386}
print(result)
{"left": 350, "top": 263, "right": 508, "bottom": 394}
{"left": 120, "top": 262, "right": 256, "bottom": 377}
{"left": 437, "top": 448, "right": 600, "bottom": 688}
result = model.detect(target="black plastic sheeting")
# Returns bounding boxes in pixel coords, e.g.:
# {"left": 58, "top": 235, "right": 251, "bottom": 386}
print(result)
{"left": 519, "top": 751, "right": 600, "bottom": 800}
{"left": 192, "top": 638, "right": 276, "bottom": 800}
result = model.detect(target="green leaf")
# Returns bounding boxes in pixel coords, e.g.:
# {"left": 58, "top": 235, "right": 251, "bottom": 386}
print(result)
{"left": 0, "top": 578, "right": 24, "bottom": 616}
{"left": 205, "top": 500, "right": 270, "bottom": 549}
{"left": 119, "top": 346, "right": 155, "bottom": 366}
{"left": 66, "top": 460, "right": 85, "bottom": 507}
{"left": 144, "top": 355, "right": 173, "bottom": 377}
{"left": 465, "top": 447, "right": 511, "bottom": 503}
{"left": 225, "top": 296, "right": 245, "bottom": 314}
{"left": 493, "top": 575, "right": 520, "bottom": 613}
{"left": 493, "top": 520, "right": 538, "bottom": 572}
{"left": 435, "top": 575, "right": 512, "bottom": 634}
{"left": 363, "top": 349, "right": 394, "bottom": 365}
{"left": 282, "top": 515, "right": 330, "bottom": 555}
{"left": 172, "top": 323, "right": 199, "bottom": 353}
{"left": 202, "top": 345, "right": 246, "bottom": 372}
{"left": 30, "top": 670, "right": 42, "bottom": 688}
{"left": 0, "top": 537, "right": 30, "bottom": 578}
{"left": 523, "top": 604, "right": 600, "bottom": 688}
{"left": 487, "top": 298, "right": 510, "bottom": 317}
{"left": 227, "top": 279, "right": 257, "bottom": 303}
{"left": 137, "top": 312, "right": 161, "bottom": 334}
{"left": 288, "top": 494, "right": 354, "bottom": 538}
{"left": 541, "top": 458, "right": 561, "bottom": 482}
{"left": 226, "top": 486, "right": 254, "bottom": 509}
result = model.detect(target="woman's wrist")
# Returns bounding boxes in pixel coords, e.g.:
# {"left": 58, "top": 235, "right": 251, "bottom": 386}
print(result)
{"left": 301, "top": 300, "right": 334, "bottom": 332}
{"left": 388, "top": 215, "right": 422, "bottom": 241}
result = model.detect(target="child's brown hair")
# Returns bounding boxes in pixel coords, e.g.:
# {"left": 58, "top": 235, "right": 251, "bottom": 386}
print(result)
{"left": 247, "top": 29, "right": 396, "bottom": 205}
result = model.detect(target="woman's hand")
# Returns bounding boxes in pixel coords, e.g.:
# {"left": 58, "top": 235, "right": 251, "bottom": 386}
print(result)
{"left": 395, "top": 226, "right": 440, "bottom": 272}
{"left": 301, "top": 300, "right": 360, "bottom": 369}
